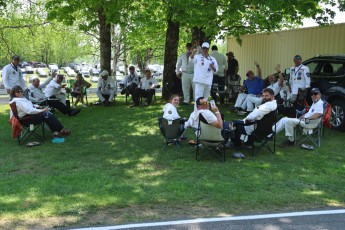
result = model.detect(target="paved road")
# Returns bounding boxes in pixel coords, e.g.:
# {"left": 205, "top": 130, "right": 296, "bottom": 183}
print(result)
{"left": 72, "top": 209, "right": 345, "bottom": 230}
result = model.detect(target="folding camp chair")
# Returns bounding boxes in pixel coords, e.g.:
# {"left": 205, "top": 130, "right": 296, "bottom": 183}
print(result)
{"left": 195, "top": 115, "right": 226, "bottom": 162}
{"left": 294, "top": 101, "right": 328, "bottom": 148}
{"left": 9, "top": 102, "right": 45, "bottom": 145}
{"left": 239, "top": 110, "right": 277, "bottom": 156}
{"left": 67, "top": 79, "right": 88, "bottom": 105}
{"left": 158, "top": 117, "right": 184, "bottom": 149}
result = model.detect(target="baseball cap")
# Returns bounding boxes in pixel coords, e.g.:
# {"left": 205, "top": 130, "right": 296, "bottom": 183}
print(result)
{"left": 201, "top": 42, "right": 210, "bottom": 48}
{"left": 246, "top": 70, "right": 254, "bottom": 77}
{"left": 294, "top": 55, "right": 302, "bottom": 60}
{"left": 100, "top": 70, "right": 109, "bottom": 77}
{"left": 226, "top": 52, "right": 234, "bottom": 57}
{"left": 186, "top": 43, "right": 192, "bottom": 47}
{"left": 311, "top": 88, "right": 320, "bottom": 94}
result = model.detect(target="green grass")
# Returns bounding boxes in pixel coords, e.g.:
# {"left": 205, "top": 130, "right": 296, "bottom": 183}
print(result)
{"left": 0, "top": 95, "right": 344, "bottom": 229}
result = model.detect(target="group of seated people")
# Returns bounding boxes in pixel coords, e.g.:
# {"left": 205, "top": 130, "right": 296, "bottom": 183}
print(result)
{"left": 162, "top": 85, "right": 324, "bottom": 149}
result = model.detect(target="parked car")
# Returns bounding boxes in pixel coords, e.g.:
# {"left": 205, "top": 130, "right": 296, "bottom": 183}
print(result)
{"left": 67, "top": 68, "right": 76, "bottom": 77}
{"left": 91, "top": 76, "right": 99, "bottom": 82}
{"left": 90, "top": 68, "right": 99, "bottom": 76}
{"left": 25, "top": 66, "right": 34, "bottom": 74}
{"left": 36, "top": 68, "right": 47, "bottom": 78}
{"left": 48, "top": 64, "right": 59, "bottom": 76}
{"left": 18, "top": 61, "right": 29, "bottom": 68}
{"left": 29, "top": 74, "right": 39, "bottom": 83}
{"left": 80, "top": 69, "right": 90, "bottom": 78}
{"left": 284, "top": 54, "right": 345, "bottom": 131}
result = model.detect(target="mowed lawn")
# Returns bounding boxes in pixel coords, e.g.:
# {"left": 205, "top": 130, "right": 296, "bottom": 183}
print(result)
{"left": 0, "top": 94, "right": 344, "bottom": 229}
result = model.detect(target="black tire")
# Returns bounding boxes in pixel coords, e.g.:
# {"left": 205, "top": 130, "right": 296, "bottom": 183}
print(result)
{"left": 330, "top": 100, "right": 345, "bottom": 131}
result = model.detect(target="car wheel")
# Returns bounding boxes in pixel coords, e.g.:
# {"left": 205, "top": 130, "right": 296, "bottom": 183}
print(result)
{"left": 330, "top": 100, "right": 345, "bottom": 130}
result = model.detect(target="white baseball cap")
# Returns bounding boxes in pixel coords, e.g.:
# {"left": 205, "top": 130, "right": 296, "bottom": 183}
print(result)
{"left": 201, "top": 42, "right": 210, "bottom": 48}
{"left": 100, "top": 70, "right": 109, "bottom": 77}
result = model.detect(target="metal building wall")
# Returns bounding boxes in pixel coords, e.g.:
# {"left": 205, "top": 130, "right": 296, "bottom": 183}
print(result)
{"left": 227, "top": 23, "right": 345, "bottom": 80}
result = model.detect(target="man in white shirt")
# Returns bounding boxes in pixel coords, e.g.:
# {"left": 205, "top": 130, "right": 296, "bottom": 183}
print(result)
{"left": 131, "top": 69, "right": 157, "bottom": 107}
{"left": 288, "top": 55, "right": 310, "bottom": 102}
{"left": 2, "top": 55, "right": 27, "bottom": 95}
{"left": 176, "top": 43, "right": 195, "bottom": 105}
{"left": 96, "top": 70, "right": 116, "bottom": 106}
{"left": 210, "top": 45, "right": 228, "bottom": 104}
{"left": 121, "top": 65, "right": 140, "bottom": 95}
{"left": 231, "top": 88, "right": 277, "bottom": 147}
{"left": 44, "top": 74, "right": 68, "bottom": 105}
{"left": 275, "top": 88, "right": 324, "bottom": 146}
{"left": 190, "top": 42, "right": 218, "bottom": 104}
{"left": 29, "top": 76, "right": 80, "bottom": 116}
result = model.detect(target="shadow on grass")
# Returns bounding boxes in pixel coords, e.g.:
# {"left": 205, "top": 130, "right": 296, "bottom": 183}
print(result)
{"left": 0, "top": 96, "right": 344, "bottom": 229}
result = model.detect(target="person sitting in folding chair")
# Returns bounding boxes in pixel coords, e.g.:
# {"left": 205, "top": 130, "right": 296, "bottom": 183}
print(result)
{"left": 131, "top": 69, "right": 157, "bottom": 107}
{"left": 96, "top": 70, "right": 117, "bottom": 106}
{"left": 230, "top": 88, "right": 277, "bottom": 148}
{"left": 275, "top": 88, "right": 324, "bottom": 146}
{"left": 162, "top": 94, "right": 186, "bottom": 138}
{"left": 185, "top": 97, "right": 232, "bottom": 142}
{"left": 29, "top": 76, "right": 80, "bottom": 116}
{"left": 10, "top": 85, "right": 72, "bottom": 138}
{"left": 71, "top": 73, "right": 91, "bottom": 108}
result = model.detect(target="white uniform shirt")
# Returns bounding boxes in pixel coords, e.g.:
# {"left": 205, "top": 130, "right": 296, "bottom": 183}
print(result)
{"left": 244, "top": 99, "right": 277, "bottom": 135}
{"left": 28, "top": 77, "right": 53, "bottom": 103}
{"left": 2, "top": 63, "right": 27, "bottom": 91}
{"left": 163, "top": 103, "right": 180, "bottom": 120}
{"left": 140, "top": 77, "right": 156, "bottom": 90}
{"left": 123, "top": 73, "right": 140, "bottom": 87}
{"left": 176, "top": 52, "right": 194, "bottom": 74}
{"left": 191, "top": 54, "right": 218, "bottom": 86}
{"left": 304, "top": 99, "right": 324, "bottom": 123}
{"left": 267, "top": 81, "right": 281, "bottom": 96}
{"left": 97, "top": 76, "right": 116, "bottom": 90}
{"left": 44, "top": 79, "right": 63, "bottom": 98}
{"left": 289, "top": 64, "right": 311, "bottom": 94}
{"left": 185, "top": 109, "right": 217, "bottom": 130}
{"left": 10, "top": 97, "right": 43, "bottom": 118}
{"left": 210, "top": 50, "right": 227, "bottom": 77}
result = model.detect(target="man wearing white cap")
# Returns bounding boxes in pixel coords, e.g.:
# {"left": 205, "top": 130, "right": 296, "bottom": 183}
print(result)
{"left": 96, "top": 70, "right": 116, "bottom": 106}
{"left": 190, "top": 42, "right": 218, "bottom": 104}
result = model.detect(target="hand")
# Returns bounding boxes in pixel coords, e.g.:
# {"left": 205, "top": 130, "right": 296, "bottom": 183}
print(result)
{"left": 275, "top": 64, "right": 281, "bottom": 72}
{"left": 42, "top": 108, "right": 49, "bottom": 113}
{"left": 211, "top": 106, "right": 219, "bottom": 113}
{"left": 192, "top": 48, "right": 197, "bottom": 54}
{"left": 254, "top": 61, "right": 259, "bottom": 67}
{"left": 209, "top": 63, "right": 215, "bottom": 70}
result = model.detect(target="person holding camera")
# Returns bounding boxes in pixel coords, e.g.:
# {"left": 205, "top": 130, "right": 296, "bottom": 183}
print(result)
{"left": 96, "top": 70, "right": 116, "bottom": 106}
{"left": 121, "top": 65, "right": 140, "bottom": 95}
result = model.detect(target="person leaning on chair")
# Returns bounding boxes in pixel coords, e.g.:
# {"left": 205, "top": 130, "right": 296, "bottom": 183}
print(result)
{"left": 29, "top": 75, "right": 80, "bottom": 116}
{"left": 185, "top": 97, "right": 233, "bottom": 142}
{"left": 96, "top": 70, "right": 117, "bottom": 106}
{"left": 230, "top": 88, "right": 277, "bottom": 148}
{"left": 10, "top": 85, "right": 72, "bottom": 138}
{"left": 275, "top": 88, "right": 324, "bottom": 146}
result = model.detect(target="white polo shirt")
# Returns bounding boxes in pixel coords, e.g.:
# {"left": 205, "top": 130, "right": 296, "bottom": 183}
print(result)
{"left": 191, "top": 54, "right": 218, "bottom": 86}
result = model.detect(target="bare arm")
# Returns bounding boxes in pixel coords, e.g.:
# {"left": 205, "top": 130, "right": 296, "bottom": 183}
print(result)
{"left": 254, "top": 61, "right": 262, "bottom": 78}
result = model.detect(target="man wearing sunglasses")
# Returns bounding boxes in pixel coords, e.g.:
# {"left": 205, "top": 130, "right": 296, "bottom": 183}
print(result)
{"left": 185, "top": 97, "right": 232, "bottom": 142}
{"left": 275, "top": 88, "right": 324, "bottom": 146}
{"left": 190, "top": 42, "right": 218, "bottom": 105}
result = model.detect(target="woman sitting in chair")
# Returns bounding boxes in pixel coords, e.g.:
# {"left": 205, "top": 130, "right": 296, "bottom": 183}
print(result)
{"left": 10, "top": 85, "right": 71, "bottom": 137}
{"left": 162, "top": 94, "right": 186, "bottom": 138}
{"left": 71, "top": 73, "right": 91, "bottom": 108}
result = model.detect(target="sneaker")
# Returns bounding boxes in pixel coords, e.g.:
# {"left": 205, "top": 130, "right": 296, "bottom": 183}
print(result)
{"left": 234, "top": 107, "right": 242, "bottom": 111}
{"left": 81, "top": 104, "right": 87, "bottom": 108}
{"left": 237, "top": 111, "right": 247, "bottom": 116}
{"left": 225, "top": 142, "right": 234, "bottom": 149}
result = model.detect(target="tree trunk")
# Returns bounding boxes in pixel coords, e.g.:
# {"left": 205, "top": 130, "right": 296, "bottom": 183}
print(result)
{"left": 98, "top": 7, "right": 111, "bottom": 73}
{"left": 162, "top": 18, "right": 180, "bottom": 100}
{"left": 191, "top": 27, "right": 209, "bottom": 46}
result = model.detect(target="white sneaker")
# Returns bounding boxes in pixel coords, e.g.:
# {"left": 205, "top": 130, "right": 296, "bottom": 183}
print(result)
{"left": 81, "top": 104, "right": 87, "bottom": 108}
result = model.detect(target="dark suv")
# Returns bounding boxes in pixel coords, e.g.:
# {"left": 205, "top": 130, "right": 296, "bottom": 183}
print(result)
{"left": 302, "top": 55, "right": 345, "bottom": 130}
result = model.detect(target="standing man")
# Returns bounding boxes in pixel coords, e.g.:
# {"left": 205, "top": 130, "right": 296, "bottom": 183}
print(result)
{"left": 288, "top": 55, "right": 310, "bottom": 102}
{"left": 96, "top": 70, "right": 117, "bottom": 106}
{"left": 190, "top": 42, "right": 218, "bottom": 104}
{"left": 176, "top": 43, "right": 195, "bottom": 105}
{"left": 2, "top": 55, "right": 27, "bottom": 95}
{"left": 226, "top": 52, "right": 239, "bottom": 77}
{"left": 210, "top": 45, "right": 227, "bottom": 104}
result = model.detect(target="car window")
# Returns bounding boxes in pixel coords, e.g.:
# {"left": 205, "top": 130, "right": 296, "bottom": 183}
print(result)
{"left": 319, "top": 62, "right": 343, "bottom": 76}
{"left": 304, "top": 61, "right": 320, "bottom": 74}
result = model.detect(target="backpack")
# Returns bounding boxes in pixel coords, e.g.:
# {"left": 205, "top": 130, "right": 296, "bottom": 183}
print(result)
{"left": 323, "top": 103, "right": 332, "bottom": 128}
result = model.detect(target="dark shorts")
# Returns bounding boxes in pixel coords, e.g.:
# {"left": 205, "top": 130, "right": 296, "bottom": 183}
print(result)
{"left": 71, "top": 92, "right": 81, "bottom": 98}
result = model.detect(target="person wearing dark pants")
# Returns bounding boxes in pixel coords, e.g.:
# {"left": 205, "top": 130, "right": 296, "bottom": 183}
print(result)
{"left": 130, "top": 69, "right": 157, "bottom": 107}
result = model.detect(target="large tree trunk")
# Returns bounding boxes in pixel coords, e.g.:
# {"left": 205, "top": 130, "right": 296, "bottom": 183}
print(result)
{"left": 162, "top": 18, "right": 180, "bottom": 100}
{"left": 191, "top": 27, "right": 209, "bottom": 46}
{"left": 98, "top": 7, "right": 111, "bottom": 73}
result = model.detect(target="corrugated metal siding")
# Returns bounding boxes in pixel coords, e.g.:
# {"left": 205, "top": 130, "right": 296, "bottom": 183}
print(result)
{"left": 227, "top": 23, "right": 345, "bottom": 80}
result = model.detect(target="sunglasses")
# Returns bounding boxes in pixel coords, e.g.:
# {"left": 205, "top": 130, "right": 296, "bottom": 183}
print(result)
{"left": 312, "top": 92, "right": 319, "bottom": 96}
{"left": 16, "top": 90, "right": 23, "bottom": 93}
{"left": 199, "top": 101, "right": 208, "bottom": 106}
{"left": 202, "top": 47, "right": 209, "bottom": 49}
